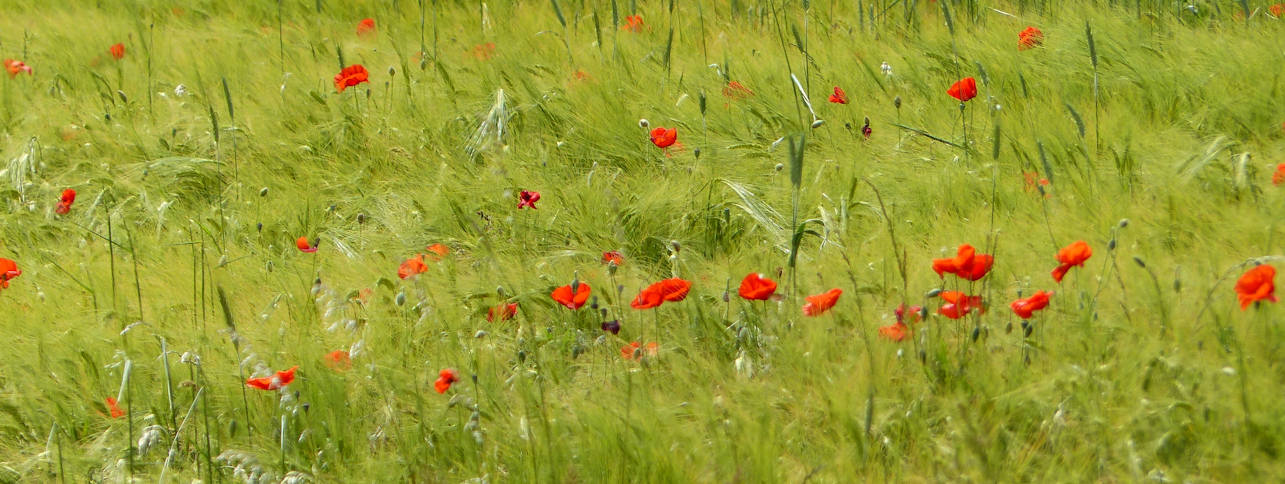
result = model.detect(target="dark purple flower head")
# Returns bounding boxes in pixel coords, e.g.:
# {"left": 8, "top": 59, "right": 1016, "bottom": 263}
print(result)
{"left": 601, "top": 320, "right": 621, "bottom": 335}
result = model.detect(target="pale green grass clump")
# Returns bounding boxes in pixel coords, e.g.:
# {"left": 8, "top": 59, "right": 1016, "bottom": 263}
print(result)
{"left": 0, "top": 0, "right": 1284, "bottom": 481}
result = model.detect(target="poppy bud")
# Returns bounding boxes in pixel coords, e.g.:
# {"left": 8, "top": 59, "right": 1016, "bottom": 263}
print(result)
{"left": 420, "top": 58, "right": 428, "bottom": 70}
{"left": 775, "top": 163, "right": 784, "bottom": 171}
{"left": 894, "top": 96, "right": 902, "bottom": 109}
{"left": 600, "top": 308, "right": 607, "bottom": 318}
{"left": 694, "top": 147, "right": 701, "bottom": 159}
{"left": 617, "top": 284, "right": 625, "bottom": 294}
{"left": 699, "top": 92, "right": 707, "bottom": 115}
{"left": 811, "top": 119, "right": 825, "bottom": 129}
{"left": 1023, "top": 322, "right": 1034, "bottom": 337}
{"left": 302, "top": 403, "right": 310, "bottom": 413}
{"left": 926, "top": 288, "right": 942, "bottom": 298}
{"left": 475, "top": 330, "right": 487, "bottom": 338}
{"left": 517, "top": 350, "right": 526, "bottom": 362}
{"left": 1118, "top": 219, "right": 1129, "bottom": 228}
{"left": 670, "top": 240, "right": 681, "bottom": 253}
{"left": 259, "top": 187, "right": 269, "bottom": 197}
{"left": 356, "top": 213, "right": 367, "bottom": 224}
{"left": 256, "top": 222, "right": 263, "bottom": 232}
{"left": 590, "top": 296, "right": 599, "bottom": 310}
{"left": 388, "top": 66, "right": 396, "bottom": 76}
{"left": 1005, "top": 321, "right": 1013, "bottom": 334}
{"left": 395, "top": 291, "right": 406, "bottom": 306}
{"left": 639, "top": 118, "right": 649, "bottom": 128}
{"left": 266, "top": 261, "right": 274, "bottom": 272}
{"left": 1107, "top": 238, "right": 1116, "bottom": 250}
{"left": 971, "top": 327, "right": 981, "bottom": 342}
{"left": 722, "top": 291, "right": 729, "bottom": 302}
{"left": 1133, "top": 257, "right": 1146, "bottom": 268}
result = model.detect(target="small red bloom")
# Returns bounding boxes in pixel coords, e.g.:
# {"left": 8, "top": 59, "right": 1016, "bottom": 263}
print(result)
{"left": 334, "top": 64, "right": 370, "bottom": 93}
{"left": 1235, "top": 265, "right": 1277, "bottom": 310}
{"left": 296, "top": 236, "right": 319, "bottom": 253}
{"left": 1010, "top": 290, "right": 1053, "bottom": 319}
{"left": 551, "top": 281, "right": 591, "bottom": 310}
{"left": 324, "top": 350, "right": 352, "bottom": 371}
{"left": 488, "top": 302, "right": 518, "bottom": 321}
{"left": 878, "top": 322, "right": 909, "bottom": 342}
{"left": 356, "top": 18, "right": 376, "bottom": 37}
{"left": 1018, "top": 26, "right": 1044, "bottom": 50}
{"left": 518, "top": 190, "right": 541, "bottom": 209}
{"left": 802, "top": 288, "right": 842, "bottom": 316}
{"left": 425, "top": 243, "right": 450, "bottom": 261}
{"left": 109, "top": 43, "right": 125, "bottom": 60}
{"left": 828, "top": 86, "right": 848, "bottom": 104}
{"left": 650, "top": 127, "right": 677, "bottom": 148}
{"left": 931, "top": 244, "right": 994, "bottom": 281}
{"left": 470, "top": 42, "right": 496, "bottom": 60}
{"left": 0, "top": 258, "right": 20, "bottom": 289}
{"left": 602, "top": 251, "right": 624, "bottom": 266}
{"left": 55, "top": 188, "right": 76, "bottom": 215}
{"left": 895, "top": 303, "right": 923, "bottom": 324}
{"left": 105, "top": 397, "right": 125, "bottom": 418}
{"left": 4, "top": 59, "right": 32, "bottom": 77}
{"left": 1272, "top": 163, "right": 1285, "bottom": 186}
{"left": 434, "top": 368, "right": 459, "bottom": 394}
{"left": 947, "top": 77, "right": 978, "bottom": 102}
{"left": 938, "top": 291, "right": 984, "bottom": 319}
{"left": 398, "top": 255, "right": 428, "bottom": 279}
{"left": 246, "top": 366, "right": 298, "bottom": 390}
{"left": 861, "top": 118, "right": 872, "bottom": 139}
{"left": 1051, "top": 240, "right": 1092, "bottom": 283}
{"left": 722, "top": 81, "right": 753, "bottom": 100}
{"left": 621, "top": 15, "right": 645, "bottom": 32}
{"left": 738, "top": 273, "right": 777, "bottom": 301}
{"left": 1270, "top": 4, "right": 1284, "bottom": 17}
{"left": 621, "top": 341, "right": 658, "bottom": 359}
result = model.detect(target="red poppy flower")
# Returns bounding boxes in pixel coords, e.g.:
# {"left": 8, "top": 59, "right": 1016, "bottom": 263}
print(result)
{"left": 55, "top": 188, "right": 76, "bottom": 215}
{"left": 1018, "top": 26, "right": 1044, "bottom": 50}
{"left": 722, "top": 81, "right": 753, "bottom": 100}
{"left": 1010, "top": 290, "right": 1052, "bottom": 319}
{"left": 656, "top": 278, "right": 691, "bottom": 302}
{"left": 425, "top": 243, "right": 450, "bottom": 261}
{"left": 551, "top": 281, "right": 591, "bottom": 310}
{"left": 738, "top": 273, "right": 777, "bottom": 301}
{"left": 630, "top": 285, "right": 664, "bottom": 309}
{"left": 650, "top": 127, "right": 677, "bottom": 148}
{"left": 1235, "top": 264, "right": 1277, "bottom": 310}
{"left": 356, "top": 18, "right": 376, "bottom": 37}
{"left": 931, "top": 244, "right": 994, "bottom": 281}
{"left": 802, "top": 288, "right": 842, "bottom": 316}
{"left": 324, "top": 350, "right": 352, "bottom": 371}
{"left": 105, "top": 397, "right": 125, "bottom": 418}
{"left": 334, "top": 64, "right": 369, "bottom": 93}
{"left": 246, "top": 366, "right": 298, "bottom": 390}
{"left": 938, "top": 291, "right": 984, "bottom": 319}
{"left": 0, "top": 258, "right": 19, "bottom": 289}
{"left": 109, "top": 43, "right": 125, "bottom": 60}
{"left": 861, "top": 118, "right": 872, "bottom": 139}
{"left": 828, "top": 86, "right": 848, "bottom": 104}
{"left": 1272, "top": 163, "right": 1285, "bottom": 186}
{"left": 1023, "top": 172, "right": 1051, "bottom": 195}
{"left": 947, "top": 77, "right": 978, "bottom": 102}
{"left": 4, "top": 59, "right": 32, "bottom": 77}
{"left": 296, "top": 236, "right": 319, "bottom": 253}
{"left": 1051, "top": 240, "right": 1092, "bottom": 283}
{"left": 398, "top": 255, "right": 429, "bottom": 279}
{"left": 878, "top": 322, "right": 909, "bottom": 342}
{"left": 621, "top": 341, "right": 658, "bottom": 359}
{"left": 517, "top": 190, "right": 541, "bottom": 209}
{"left": 487, "top": 302, "right": 518, "bottom": 321}
{"left": 621, "top": 15, "right": 645, "bottom": 32}
{"left": 895, "top": 303, "right": 923, "bottom": 324}
{"left": 1270, "top": 4, "right": 1284, "bottom": 17}
{"left": 434, "top": 368, "right": 459, "bottom": 394}
{"left": 602, "top": 251, "right": 624, "bottom": 266}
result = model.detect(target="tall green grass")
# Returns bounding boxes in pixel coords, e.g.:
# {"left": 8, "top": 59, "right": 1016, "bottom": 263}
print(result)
{"left": 1, "top": 0, "right": 1284, "bottom": 481}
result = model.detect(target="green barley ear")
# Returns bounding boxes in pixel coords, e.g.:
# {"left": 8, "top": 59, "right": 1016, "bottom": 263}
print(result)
{"left": 787, "top": 134, "right": 805, "bottom": 188}
{"left": 550, "top": 0, "right": 567, "bottom": 28}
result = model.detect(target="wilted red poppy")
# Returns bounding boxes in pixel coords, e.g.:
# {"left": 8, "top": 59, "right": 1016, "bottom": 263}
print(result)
{"left": 109, "top": 43, "right": 125, "bottom": 60}
{"left": 4, "top": 59, "right": 32, "bottom": 77}
{"left": 55, "top": 188, "right": 76, "bottom": 215}
{"left": 296, "top": 236, "right": 319, "bottom": 253}
{"left": 1051, "top": 240, "right": 1092, "bottom": 283}
{"left": 650, "top": 127, "right": 677, "bottom": 148}
{"left": 947, "top": 77, "right": 977, "bottom": 102}
{"left": 356, "top": 18, "right": 376, "bottom": 37}
{"left": 434, "top": 368, "right": 459, "bottom": 393}
{"left": 602, "top": 251, "right": 624, "bottom": 266}
{"left": 828, "top": 86, "right": 848, "bottom": 104}
{"left": 861, "top": 118, "right": 872, "bottom": 139}
{"left": 398, "top": 255, "right": 428, "bottom": 279}
{"left": 488, "top": 302, "right": 518, "bottom": 321}
{"left": 621, "top": 341, "right": 658, "bottom": 359}
{"left": 105, "top": 397, "right": 125, "bottom": 418}
{"left": 938, "top": 291, "right": 984, "bottom": 319}
{"left": 246, "top": 366, "right": 298, "bottom": 390}
{"left": 1235, "top": 264, "right": 1277, "bottom": 310}
{"left": 324, "top": 350, "right": 352, "bottom": 371}
{"left": 1010, "top": 290, "right": 1052, "bottom": 319}
{"left": 1018, "top": 26, "right": 1044, "bottom": 50}
{"left": 425, "top": 243, "right": 450, "bottom": 261}
{"left": 722, "top": 81, "right": 753, "bottom": 100}
{"left": 878, "top": 322, "right": 908, "bottom": 342}
{"left": 738, "top": 273, "right": 777, "bottom": 301}
{"left": 932, "top": 244, "right": 993, "bottom": 281}
{"left": 518, "top": 190, "right": 541, "bottom": 209}
{"left": 1273, "top": 163, "right": 1285, "bottom": 186}
{"left": 621, "top": 15, "right": 645, "bottom": 32}
{"left": 802, "top": 288, "right": 842, "bottom": 316}
{"left": 334, "top": 64, "right": 369, "bottom": 93}
{"left": 0, "top": 258, "right": 19, "bottom": 289}
{"left": 551, "top": 281, "right": 591, "bottom": 310}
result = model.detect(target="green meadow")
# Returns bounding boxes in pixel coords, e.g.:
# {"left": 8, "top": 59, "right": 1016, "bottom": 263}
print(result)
{"left": 2, "top": 0, "right": 1285, "bottom": 481}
